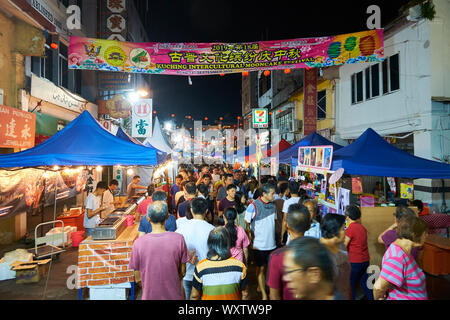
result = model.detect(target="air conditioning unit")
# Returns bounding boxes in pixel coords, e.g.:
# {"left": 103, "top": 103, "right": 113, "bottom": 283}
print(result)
{"left": 407, "top": 4, "right": 422, "bottom": 21}
{"left": 293, "top": 119, "right": 302, "bottom": 132}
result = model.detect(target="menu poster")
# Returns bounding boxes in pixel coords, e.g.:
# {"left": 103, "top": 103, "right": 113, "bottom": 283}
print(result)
{"left": 320, "top": 178, "right": 327, "bottom": 194}
{"left": 352, "top": 177, "right": 363, "bottom": 194}
{"left": 0, "top": 169, "right": 87, "bottom": 220}
{"left": 400, "top": 183, "right": 414, "bottom": 199}
{"left": 387, "top": 177, "right": 396, "bottom": 193}
{"left": 337, "top": 187, "right": 350, "bottom": 214}
{"left": 298, "top": 145, "right": 333, "bottom": 170}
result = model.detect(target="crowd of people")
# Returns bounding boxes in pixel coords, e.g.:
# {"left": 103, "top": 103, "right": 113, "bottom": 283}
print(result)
{"left": 86, "top": 163, "right": 431, "bottom": 300}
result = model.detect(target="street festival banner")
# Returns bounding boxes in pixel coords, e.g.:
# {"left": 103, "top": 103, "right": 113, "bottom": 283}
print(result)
{"left": 68, "top": 29, "right": 384, "bottom": 75}
{"left": 0, "top": 169, "right": 88, "bottom": 220}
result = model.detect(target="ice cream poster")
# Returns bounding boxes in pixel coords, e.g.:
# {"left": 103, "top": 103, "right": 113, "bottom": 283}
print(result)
{"left": 337, "top": 187, "right": 350, "bottom": 215}
{"left": 298, "top": 145, "right": 333, "bottom": 170}
{"left": 69, "top": 29, "right": 383, "bottom": 76}
{"left": 352, "top": 177, "right": 363, "bottom": 194}
{"left": 400, "top": 183, "right": 414, "bottom": 199}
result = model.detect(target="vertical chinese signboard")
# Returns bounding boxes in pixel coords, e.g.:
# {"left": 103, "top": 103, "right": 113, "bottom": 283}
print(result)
{"left": 303, "top": 68, "right": 318, "bottom": 135}
{"left": 131, "top": 99, "right": 152, "bottom": 138}
{"left": 252, "top": 108, "right": 268, "bottom": 128}
{"left": 0, "top": 105, "right": 36, "bottom": 149}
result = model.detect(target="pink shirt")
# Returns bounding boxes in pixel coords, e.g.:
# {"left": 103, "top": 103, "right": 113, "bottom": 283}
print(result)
{"left": 230, "top": 226, "right": 250, "bottom": 263}
{"left": 129, "top": 232, "right": 189, "bottom": 300}
{"left": 137, "top": 198, "right": 152, "bottom": 215}
{"left": 380, "top": 243, "right": 427, "bottom": 300}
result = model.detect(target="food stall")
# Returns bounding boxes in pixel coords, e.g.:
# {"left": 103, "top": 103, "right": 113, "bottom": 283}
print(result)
{"left": 0, "top": 110, "right": 158, "bottom": 298}
{"left": 327, "top": 128, "right": 450, "bottom": 267}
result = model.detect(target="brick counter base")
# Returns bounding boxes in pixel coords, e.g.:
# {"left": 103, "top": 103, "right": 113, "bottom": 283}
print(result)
{"left": 77, "top": 241, "right": 135, "bottom": 288}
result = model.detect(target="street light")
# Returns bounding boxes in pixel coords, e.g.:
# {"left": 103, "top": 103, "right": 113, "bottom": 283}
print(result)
{"left": 138, "top": 89, "right": 149, "bottom": 98}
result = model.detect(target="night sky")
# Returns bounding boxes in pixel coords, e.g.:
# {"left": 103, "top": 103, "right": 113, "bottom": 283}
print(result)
{"left": 137, "top": 0, "right": 411, "bottom": 127}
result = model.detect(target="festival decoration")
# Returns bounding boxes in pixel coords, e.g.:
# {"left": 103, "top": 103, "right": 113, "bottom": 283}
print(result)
{"left": 68, "top": 29, "right": 383, "bottom": 76}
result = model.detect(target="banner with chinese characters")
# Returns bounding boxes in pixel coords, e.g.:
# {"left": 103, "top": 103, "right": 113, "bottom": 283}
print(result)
{"left": 0, "top": 105, "right": 36, "bottom": 149}
{"left": 303, "top": 68, "right": 318, "bottom": 135}
{"left": 131, "top": 99, "right": 152, "bottom": 138}
{"left": 0, "top": 169, "right": 87, "bottom": 220}
{"left": 68, "top": 29, "right": 384, "bottom": 76}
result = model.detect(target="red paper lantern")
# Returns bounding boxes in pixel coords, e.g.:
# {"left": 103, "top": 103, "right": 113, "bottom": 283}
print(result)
{"left": 219, "top": 117, "right": 223, "bottom": 121}
{"left": 219, "top": 73, "right": 225, "bottom": 76}
{"left": 171, "top": 114, "right": 175, "bottom": 117}
{"left": 204, "top": 117, "right": 208, "bottom": 121}
{"left": 237, "top": 116, "right": 241, "bottom": 120}
{"left": 50, "top": 43, "right": 58, "bottom": 50}
{"left": 269, "top": 112, "right": 272, "bottom": 115}
{"left": 264, "top": 70, "right": 270, "bottom": 76}
{"left": 242, "top": 71, "right": 249, "bottom": 76}
{"left": 153, "top": 110, "right": 157, "bottom": 114}
{"left": 284, "top": 68, "right": 291, "bottom": 74}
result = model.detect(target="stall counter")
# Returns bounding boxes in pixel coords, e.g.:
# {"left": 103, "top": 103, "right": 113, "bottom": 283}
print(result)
{"left": 76, "top": 224, "right": 139, "bottom": 289}
{"left": 360, "top": 206, "right": 418, "bottom": 267}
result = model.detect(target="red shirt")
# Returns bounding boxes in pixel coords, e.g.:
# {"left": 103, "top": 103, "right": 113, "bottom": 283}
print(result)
{"left": 266, "top": 247, "right": 295, "bottom": 300}
{"left": 345, "top": 222, "right": 370, "bottom": 263}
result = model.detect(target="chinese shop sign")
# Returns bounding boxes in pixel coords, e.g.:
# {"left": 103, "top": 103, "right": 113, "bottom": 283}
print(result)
{"left": 0, "top": 105, "right": 36, "bottom": 149}
{"left": 303, "top": 68, "right": 318, "bottom": 135}
{"left": 69, "top": 29, "right": 384, "bottom": 76}
{"left": 131, "top": 99, "right": 152, "bottom": 138}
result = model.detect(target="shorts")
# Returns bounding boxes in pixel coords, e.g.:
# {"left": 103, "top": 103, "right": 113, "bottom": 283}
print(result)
{"left": 253, "top": 249, "right": 274, "bottom": 267}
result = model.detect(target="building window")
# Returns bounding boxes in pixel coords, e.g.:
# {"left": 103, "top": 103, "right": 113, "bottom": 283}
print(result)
{"left": 31, "top": 38, "right": 53, "bottom": 81}
{"left": 259, "top": 73, "right": 271, "bottom": 97}
{"left": 351, "top": 71, "right": 363, "bottom": 104}
{"left": 364, "top": 64, "right": 380, "bottom": 100}
{"left": 74, "top": 70, "right": 82, "bottom": 94}
{"left": 382, "top": 53, "right": 400, "bottom": 94}
{"left": 58, "top": 43, "right": 68, "bottom": 89}
{"left": 276, "top": 111, "right": 293, "bottom": 133}
{"left": 317, "top": 90, "right": 326, "bottom": 120}
{"left": 352, "top": 53, "right": 399, "bottom": 104}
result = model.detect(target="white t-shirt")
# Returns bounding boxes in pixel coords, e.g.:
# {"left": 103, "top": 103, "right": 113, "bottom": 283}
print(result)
{"left": 175, "top": 219, "right": 215, "bottom": 281}
{"left": 102, "top": 189, "right": 115, "bottom": 211}
{"left": 282, "top": 197, "right": 300, "bottom": 214}
{"left": 84, "top": 193, "right": 101, "bottom": 229}
{"left": 176, "top": 217, "right": 188, "bottom": 230}
{"left": 244, "top": 202, "right": 276, "bottom": 251}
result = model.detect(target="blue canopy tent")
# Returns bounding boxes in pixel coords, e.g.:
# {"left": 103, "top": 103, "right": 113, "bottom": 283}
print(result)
{"left": 278, "top": 132, "right": 344, "bottom": 165}
{"left": 115, "top": 127, "right": 167, "bottom": 164}
{"left": 0, "top": 110, "right": 158, "bottom": 168}
{"left": 330, "top": 128, "right": 450, "bottom": 178}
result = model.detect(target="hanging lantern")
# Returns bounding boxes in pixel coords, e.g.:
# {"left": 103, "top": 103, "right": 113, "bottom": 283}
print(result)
{"left": 264, "top": 70, "right": 270, "bottom": 76}
{"left": 237, "top": 116, "right": 241, "bottom": 120}
{"left": 50, "top": 42, "right": 58, "bottom": 50}
{"left": 219, "top": 117, "right": 223, "bottom": 121}
{"left": 242, "top": 71, "right": 249, "bottom": 76}
{"left": 284, "top": 68, "right": 291, "bottom": 74}
{"left": 153, "top": 110, "right": 157, "bottom": 114}
{"left": 171, "top": 114, "right": 175, "bottom": 117}
{"left": 220, "top": 73, "right": 225, "bottom": 76}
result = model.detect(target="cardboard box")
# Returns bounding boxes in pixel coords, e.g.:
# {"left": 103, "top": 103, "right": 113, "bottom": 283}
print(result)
{"left": 11, "top": 259, "right": 51, "bottom": 284}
